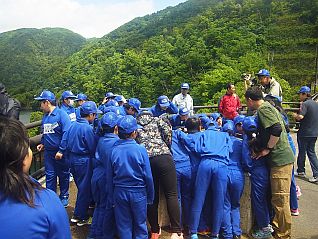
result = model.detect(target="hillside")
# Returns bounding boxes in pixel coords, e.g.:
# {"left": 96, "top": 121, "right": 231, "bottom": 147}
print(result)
{"left": 0, "top": 28, "right": 86, "bottom": 107}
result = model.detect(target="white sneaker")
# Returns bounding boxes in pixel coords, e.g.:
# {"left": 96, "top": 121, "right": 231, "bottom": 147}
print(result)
{"left": 171, "top": 233, "right": 183, "bottom": 239}
{"left": 309, "top": 176, "right": 318, "bottom": 183}
{"left": 295, "top": 172, "right": 306, "bottom": 178}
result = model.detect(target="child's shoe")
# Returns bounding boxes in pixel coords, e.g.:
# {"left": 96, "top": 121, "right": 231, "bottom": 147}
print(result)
{"left": 171, "top": 233, "right": 183, "bottom": 239}
{"left": 291, "top": 208, "right": 300, "bottom": 216}
{"left": 252, "top": 227, "right": 272, "bottom": 239}
{"left": 190, "top": 234, "right": 198, "bottom": 239}
{"left": 151, "top": 233, "right": 160, "bottom": 239}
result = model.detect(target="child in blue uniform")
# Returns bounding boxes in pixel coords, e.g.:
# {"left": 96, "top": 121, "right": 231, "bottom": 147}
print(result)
{"left": 242, "top": 117, "right": 272, "bottom": 239}
{"left": 34, "top": 90, "right": 71, "bottom": 207}
{"left": 220, "top": 121, "right": 244, "bottom": 239}
{"left": 0, "top": 117, "right": 71, "bottom": 239}
{"left": 107, "top": 115, "right": 154, "bottom": 239}
{"left": 118, "top": 98, "right": 141, "bottom": 117}
{"left": 89, "top": 112, "right": 120, "bottom": 239}
{"left": 60, "top": 90, "right": 77, "bottom": 122}
{"left": 149, "top": 95, "right": 178, "bottom": 117}
{"left": 177, "top": 120, "right": 232, "bottom": 239}
{"left": 170, "top": 107, "right": 190, "bottom": 130}
{"left": 66, "top": 101, "right": 101, "bottom": 226}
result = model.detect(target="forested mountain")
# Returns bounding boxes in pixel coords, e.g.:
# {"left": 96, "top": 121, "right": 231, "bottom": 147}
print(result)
{"left": 1, "top": 0, "right": 317, "bottom": 108}
{"left": 0, "top": 28, "right": 86, "bottom": 107}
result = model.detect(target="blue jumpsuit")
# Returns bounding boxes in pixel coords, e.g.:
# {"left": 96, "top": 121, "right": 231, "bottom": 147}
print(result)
{"left": 66, "top": 118, "right": 97, "bottom": 220}
{"left": 40, "top": 107, "right": 71, "bottom": 199}
{"left": 172, "top": 130, "right": 192, "bottom": 227}
{"left": 60, "top": 102, "right": 77, "bottom": 122}
{"left": 149, "top": 102, "right": 178, "bottom": 117}
{"left": 179, "top": 128, "right": 232, "bottom": 236}
{"left": 0, "top": 180, "right": 71, "bottom": 239}
{"left": 242, "top": 135, "right": 271, "bottom": 229}
{"left": 89, "top": 133, "right": 119, "bottom": 239}
{"left": 221, "top": 136, "right": 244, "bottom": 239}
{"left": 106, "top": 139, "right": 154, "bottom": 239}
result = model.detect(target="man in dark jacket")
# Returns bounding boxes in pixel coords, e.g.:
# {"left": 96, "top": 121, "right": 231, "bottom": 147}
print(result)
{"left": 0, "top": 83, "right": 21, "bottom": 120}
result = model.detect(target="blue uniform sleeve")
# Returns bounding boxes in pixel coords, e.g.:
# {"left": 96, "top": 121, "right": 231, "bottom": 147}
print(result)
{"left": 241, "top": 136, "right": 252, "bottom": 173}
{"left": 176, "top": 130, "right": 196, "bottom": 152}
{"left": 106, "top": 151, "right": 114, "bottom": 206}
{"left": 149, "top": 105, "right": 156, "bottom": 116}
{"left": 141, "top": 146, "right": 154, "bottom": 204}
{"left": 58, "top": 110, "right": 71, "bottom": 153}
{"left": 168, "top": 101, "right": 178, "bottom": 114}
{"left": 40, "top": 190, "right": 71, "bottom": 239}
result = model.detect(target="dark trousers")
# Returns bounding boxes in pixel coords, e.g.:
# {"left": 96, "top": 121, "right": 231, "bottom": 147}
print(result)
{"left": 147, "top": 154, "right": 181, "bottom": 233}
{"left": 297, "top": 136, "right": 318, "bottom": 177}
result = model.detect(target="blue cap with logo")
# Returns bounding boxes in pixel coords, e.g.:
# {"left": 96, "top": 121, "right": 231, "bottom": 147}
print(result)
{"left": 100, "top": 112, "right": 119, "bottom": 128}
{"left": 127, "top": 98, "right": 141, "bottom": 112}
{"left": 118, "top": 115, "right": 142, "bottom": 134}
{"left": 200, "top": 116, "right": 215, "bottom": 130}
{"left": 233, "top": 115, "right": 245, "bottom": 126}
{"left": 80, "top": 101, "right": 102, "bottom": 115}
{"left": 158, "top": 95, "right": 170, "bottom": 108}
{"left": 298, "top": 86, "right": 311, "bottom": 94}
{"left": 181, "top": 83, "right": 190, "bottom": 89}
{"left": 105, "top": 92, "right": 115, "bottom": 99}
{"left": 179, "top": 107, "right": 190, "bottom": 116}
{"left": 222, "top": 120, "right": 234, "bottom": 133}
{"left": 211, "top": 112, "right": 221, "bottom": 121}
{"left": 104, "top": 106, "right": 120, "bottom": 115}
{"left": 114, "top": 95, "right": 126, "bottom": 103}
{"left": 105, "top": 99, "right": 119, "bottom": 107}
{"left": 61, "top": 90, "right": 77, "bottom": 100}
{"left": 34, "top": 90, "right": 56, "bottom": 102}
{"left": 242, "top": 116, "right": 257, "bottom": 132}
{"left": 75, "top": 93, "right": 88, "bottom": 101}
{"left": 256, "top": 69, "right": 270, "bottom": 77}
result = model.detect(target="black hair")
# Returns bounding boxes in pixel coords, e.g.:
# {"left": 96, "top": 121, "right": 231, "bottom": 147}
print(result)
{"left": 185, "top": 117, "right": 201, "bottom": 133}
{"left": 226, "top": 83, "right": 234, "bottom": 89}
{"left": 245, "top": 86, "right": 264, "bottom": 101}
{"left": 118, "top": 127, "right": 135, "bottom": 139}
{"left": 0, "top": 117, "right": 42, "bottom": 207}
{"left": 99, "top": 125, "right": 116, "bottom": 136}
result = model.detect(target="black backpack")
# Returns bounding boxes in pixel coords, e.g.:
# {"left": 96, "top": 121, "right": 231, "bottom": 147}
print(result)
{"left": 0, "top": 93, "right": 20, "bottom": 119}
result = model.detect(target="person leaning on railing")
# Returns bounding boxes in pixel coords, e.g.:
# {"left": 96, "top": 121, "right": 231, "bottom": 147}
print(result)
{"left": 0, "top": 116, "right": 71, "bottom": 239}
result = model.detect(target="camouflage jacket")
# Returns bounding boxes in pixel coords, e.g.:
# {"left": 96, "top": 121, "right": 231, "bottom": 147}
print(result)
{"left": 136, "top": 113, "right": 172, "bottom": 158}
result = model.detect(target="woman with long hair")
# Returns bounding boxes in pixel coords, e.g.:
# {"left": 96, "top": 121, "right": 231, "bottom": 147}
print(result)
{"left": 0, "top": 117, "right": 71, "bottom": 239}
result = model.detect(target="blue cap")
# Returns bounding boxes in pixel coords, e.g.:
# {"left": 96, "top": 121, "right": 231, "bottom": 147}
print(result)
{"left": 158, "top": 95, "right": 170, "bottom": 107}
{"left": 118, "top": 115, "right": 142, "bottom": 134}
{"left": 233, "top": 115, "right": 245, "bottom": 126}
{"left": 127, "top": 98, "right": 141, "bottom": 112}
{"left": 211, "top": 112, "right": 221, "bottom": 121}
{"left": 196, "top": 113, "right": 207, "bottom": 118}
{"left": 80, "top": 101, "right": 102, "bottom": 115}
{"left": 61, "top": 90, "right": 77, "bottom": 100}
{"left": 179, "top": 107, "right": 190, "bottom": 116}
{"left": 256, "top": 69, "right": 270, "bottom": 77}
{"left": 200, "top": 116, "right": 214, "bottom": 130}
{"left": 75, "top": 93, "right": 88, "bottom": 101}
{"left": 242, "top": 116, "right": 258, "bottom": 132}
{"left": 105, "top": 92, "right": 115, "bottom": 98}
{"left": 298, "top": 86, "right": 311, "bottom": 94}
{"left": 100, "top": 112, "right": 119, "bottom": 128}
{"left": 181, "top": 83, "right": 190, "bottom": 89}
{"left": 114, "top": 95, "right": 126, "bottom": 103}
{"left": 105, "top": 99, "right": 119, "bottom": 107}
{"left": 34, "top": 90, "right": 56, "bottom": 102}
{"left": 222, "top": 121, "right": 234, "bottom": 133}
{"left": 103, "top": 106, "right": 120, "bottom": 115}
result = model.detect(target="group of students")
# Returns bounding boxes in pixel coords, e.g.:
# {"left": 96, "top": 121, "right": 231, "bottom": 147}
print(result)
{"left": 0, "top": 85, "right": 300, "bottom": 239}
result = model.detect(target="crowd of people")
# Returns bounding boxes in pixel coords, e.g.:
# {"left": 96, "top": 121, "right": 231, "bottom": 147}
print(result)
{"left": 1, "top": 68, "right": 318, "bottom": 239}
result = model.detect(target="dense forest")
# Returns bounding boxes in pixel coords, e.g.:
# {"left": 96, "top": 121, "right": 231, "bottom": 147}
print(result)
{"left": 0, "top": 0, "right": 317, "bottom": 108}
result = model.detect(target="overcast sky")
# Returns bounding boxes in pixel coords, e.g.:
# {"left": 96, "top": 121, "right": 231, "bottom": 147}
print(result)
{"left": 0, "top": 0, "right": 187, "bottom": 38}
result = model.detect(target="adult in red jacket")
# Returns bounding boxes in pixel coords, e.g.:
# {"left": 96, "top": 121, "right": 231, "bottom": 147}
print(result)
{"left": 219, "top": 83, "right": 241, "bottom": 120}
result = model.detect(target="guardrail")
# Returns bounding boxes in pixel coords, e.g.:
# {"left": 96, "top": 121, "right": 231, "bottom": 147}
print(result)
{"left": 25, "top": 102, "right": 301, "bottom": 178}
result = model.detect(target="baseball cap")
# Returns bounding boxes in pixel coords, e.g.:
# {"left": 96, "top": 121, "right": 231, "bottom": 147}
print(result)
{"left": 242, "top": 116, "right": 257, "bottom": 132}
{"left": 211, "top": 112, "right": 221, "bottom": 121}
{"left": 100, "top": 112, "right": 119, "bottom": 128}
{"left": 80, "top": 101, "right": 102, "bottom": 115}
{"left": 117, "top": 115, "right": 142, "bottom": 134}
{"left": 233, "top": 115, "right": 245, "bottom": 126}
{"left": 103, "top": 106, "right": 120, "bottom": 115}
{"left": 181, "top": 83, "right": 190, "bottom": 89}
{"left": 158, "top": 95, "right": 170, "bottom": 108}
{"left": 127, "top": 98, "right": 141, "bottom": 112}
{"left": 61, "top": 90, "right": 77, "bottom": 100}
{"left": 75, "top": 93, "right": 88, "bottom": 101}
{"left": 105, "top": 92, "right": 115, "bottom": 99}
{"left": 298, "top": 86, "right": 311, "bottom": 94}
{"left": 34, "top": 90, "right": 56, "bottom": 102}
{"left": 222, "top": 121, "right": 234, "bottom": 133}
{"left": 179, "top": 107, "right": 190, "bottom": 116}
{"left": 256, "top": 69, "right": 270, "bottom": 77}
{"left": 105, "top": 99, "right": 119, "bottom": 107}
{"left": 114, "top": 95, "right": 127, "bottom": 103}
